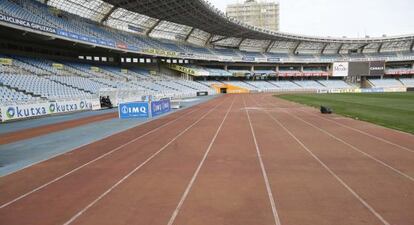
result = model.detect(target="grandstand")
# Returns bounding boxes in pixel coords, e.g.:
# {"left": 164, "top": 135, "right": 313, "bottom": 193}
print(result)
{"left": 0, "top": 0, "right": 413, "bottom": 120}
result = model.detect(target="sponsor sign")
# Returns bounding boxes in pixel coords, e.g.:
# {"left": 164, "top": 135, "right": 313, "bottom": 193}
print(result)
{"left": 332, "top": 62, "right": 349, "bottom": 77}
{"left": 168, "top": 64, "right": 199, "bottom": 76}
{"left": 0, "top": 58, "right": 12, "bottom": 65}
{"left": 0, "top": 99, "right": 96, "bottom": 122}
{"left": 151, "top": 99, "right": 171, "bottom": 117}
{"left": 143, "top": 49, "right": 177, "bottom": 57}
{"left": 242, "top": 56, "right": 255, "bottom": 62}
{"left": 128, "top": 24, "right": 144, "bottom": 33}
{"left": 56, "top": 29, "right": 114, "bottom": 48}
{"left": 0, "top": 13, "right": 56, "bottom": 34}
{"left": 369, "top": 61, "right": 385, "bottom": 76}
{"left": 118, "top": 102, "right": 149, "bottom": 119}
{"left": 91, "top": 66, "right": 100, "bottom": 72}
{"left": 52, "top": 63, "right": 64, "bottom": 70}
{"left": 267, "top": 57, "right": 280, "bottom": 62}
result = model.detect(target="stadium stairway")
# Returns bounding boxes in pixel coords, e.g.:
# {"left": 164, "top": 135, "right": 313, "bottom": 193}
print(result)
{"left": 44, "top": 77, "right": 95, "bottom": 95}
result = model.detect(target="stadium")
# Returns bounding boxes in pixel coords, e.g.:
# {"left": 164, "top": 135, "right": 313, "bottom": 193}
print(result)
{"left": 0, "top": 0, "right": 413, "bottom": 224}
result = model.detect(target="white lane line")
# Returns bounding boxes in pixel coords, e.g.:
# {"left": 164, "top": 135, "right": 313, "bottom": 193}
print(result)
{"left": 284, "top": 110, "right": 414, "bottom": 182}
{"left": 255, "top": 97, "right": 414, "bottom": 182}
{"left": 0, "top": 98, "right": 217, "bottom": 209}
{"left": 298, "top": 109, "right": 414, "bottom": 153}
{"left": 243, "top": 96, "right": 282, "bottom": 225}
{"left": 261, "top": 106, "right": 391, "bottom": 225}
{"left": 166, "top": 96, "right": 236, "bottom": 225}
{"left": 63, "top": 97, "right": 229, "bottom": 225}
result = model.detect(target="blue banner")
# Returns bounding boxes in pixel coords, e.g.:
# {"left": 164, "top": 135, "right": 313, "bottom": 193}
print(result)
{"left": 119, "top": 102, "right": 149, "bottom": 119}
{"left": 151, "top": 99, "right": 171, "bottom": 117}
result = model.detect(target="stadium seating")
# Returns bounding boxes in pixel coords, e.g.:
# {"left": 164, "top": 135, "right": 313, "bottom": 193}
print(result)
{"left": 318, "top": 80, "right": 353, "bottom": 89}
{"left": 1, "top": 0, "right": 412, "bottom": 63}
{"left": 294, "top": 80, "right": 326, "bottom": 89}
{"left": 0, "top": 86, "right": 40, "bottom": 105}
{"left": 399, "top": 78, "right": 414, "bottom": 87}
{"left": 368, "top": 79, "right": 405, "bottom": 88}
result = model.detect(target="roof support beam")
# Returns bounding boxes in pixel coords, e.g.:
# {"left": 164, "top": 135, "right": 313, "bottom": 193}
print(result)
{"left": 337, "top": 43, "right": 344, "bottom": 54}
{"left": 205, "top": 34, "right": 213, "bottom": 46}
{"left": 359, "top": 43, "right": 369, "bottom": 53}
{"left": 146, "top": 19, "right": 162, "bottom": 36}
{"left": 293, "top": 41, "right": 301, "bottom": 54}
{"left": 100, "top": 6, "right": 118, "bottom": 24}
{"left": 265, "top": 41, "right": 275, "bottom": 53}
{"left": 185, "top": 27, "right": 195, "bottom": 41}
{"left": 237, "top": 38, "right": 245, "bottom": 49}
{"left": 377, "top": 43, "right": 383, "bottom": 53}
{"left": 321, "top": 43, "right": 329, "bottom": 54}
{"left": 410, "top": 40, "right": 414, "bottom": 52}
{"left": 210, "top": 36, "right": 232, "bottom": 44}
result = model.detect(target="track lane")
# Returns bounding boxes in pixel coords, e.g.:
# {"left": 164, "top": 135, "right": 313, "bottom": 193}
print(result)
{"left": 0, "top": 96, "right": 224, "bottom": 207}
{"left": 168, "top": 95, "right": 277, "bottom": 225}
{"left": 258, "top": 94, "right": 414, "bottom": 225}
{"left": 0, "top": 112, "right": 118, "bottom": 145}
{"left": 0, "top": 96, "right": 228, "bottom": 225}
{"left": 67, "top": 96, "right": 236, "bottom": 225}
{"left": 245, "top": 94, "right": 385, "bottom": 225}
{"left": 287, "top": 108, "right": 414, "bottom": 179}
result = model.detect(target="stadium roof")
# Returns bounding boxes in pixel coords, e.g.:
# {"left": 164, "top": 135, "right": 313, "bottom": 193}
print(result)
{"left": 44, "top": 0, "right": 414, "bottom": 54}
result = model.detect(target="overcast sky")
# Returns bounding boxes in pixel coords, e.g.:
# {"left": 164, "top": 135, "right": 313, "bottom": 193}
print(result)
{"left": 208, "top": 0, "right": 414, "bottom": 38}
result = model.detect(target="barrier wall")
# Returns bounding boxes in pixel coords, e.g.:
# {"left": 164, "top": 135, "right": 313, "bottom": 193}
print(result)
{"left": 0, "top": 99, "right": 101, "bottom": 122}
{"left": 317, "top": 87, "right": 407, "bottom": 94}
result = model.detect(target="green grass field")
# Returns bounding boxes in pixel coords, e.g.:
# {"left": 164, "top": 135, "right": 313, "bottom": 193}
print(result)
{"left": 278, "top": 92, "right": 414, "bottom": 134}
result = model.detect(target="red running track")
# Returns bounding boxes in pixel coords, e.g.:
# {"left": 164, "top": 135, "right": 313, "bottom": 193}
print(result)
{"left": 0, "top": 94, "right": 413, "bottom": 225}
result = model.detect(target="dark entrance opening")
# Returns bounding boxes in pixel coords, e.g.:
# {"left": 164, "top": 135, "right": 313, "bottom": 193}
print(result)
{"left": 220, "top": 88, "right": 227, "bottom": 94}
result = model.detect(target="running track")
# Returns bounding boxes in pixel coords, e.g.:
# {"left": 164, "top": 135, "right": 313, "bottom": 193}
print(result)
{"left": 0, "top": 94, "right": 413, "bottom": 225}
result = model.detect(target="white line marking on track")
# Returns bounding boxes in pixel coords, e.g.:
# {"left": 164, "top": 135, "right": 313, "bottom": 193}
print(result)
{"left": 283, "top": 110, "right": 414, "bottom": 182}
{"left": 298, "top": 109, "right": 414, "bottom": 153}
{"left": 256, "top": 98, "right": 391, "bottom": 225}
{"left": 254, "top": 96, "right": 414, "bottom": 182}
{"left": 0, "top": 98, "right": 219, "bottom": 209}
{"left": 243, "top": 96, "right": 282, "bottom": 225}
{"left": 62, "top": 97, "right": 229, "bottom": 225}
{"left": 166, "top": 96, "right": 236, "bottom": 225}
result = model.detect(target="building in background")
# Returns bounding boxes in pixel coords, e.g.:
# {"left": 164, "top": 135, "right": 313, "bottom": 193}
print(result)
{"left": 226, "top": 0, "right": 279, "bottom": 31}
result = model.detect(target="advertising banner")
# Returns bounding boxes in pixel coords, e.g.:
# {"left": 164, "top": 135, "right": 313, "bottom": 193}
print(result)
{"left": 369, "top": 61, "right": 385, "bottom": 76}
{"left": 151, "top": 99, "right": 171, "bottom": 117}
{"left": 0, "top": 58, "right": 12, "bottom": 65}
{"left": 242, "top": 57, "right": 255, "bottom": 62}
{"left": 0, "top": 13, "right": 56, "bottom": 34}
{"left": 118, "top": 102, "right": 149, "bottom": 119}
{"left": 0, "top": 99, "right": 96, "bottom": 122}
{"left": 332, "top": 62, "right": 349, "bottom": 77}
{"left": 267, "top": 58, "right": 280, "bottom": 62}
{"left": 52, "top": 63, "right": 64, "bottom": 69}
